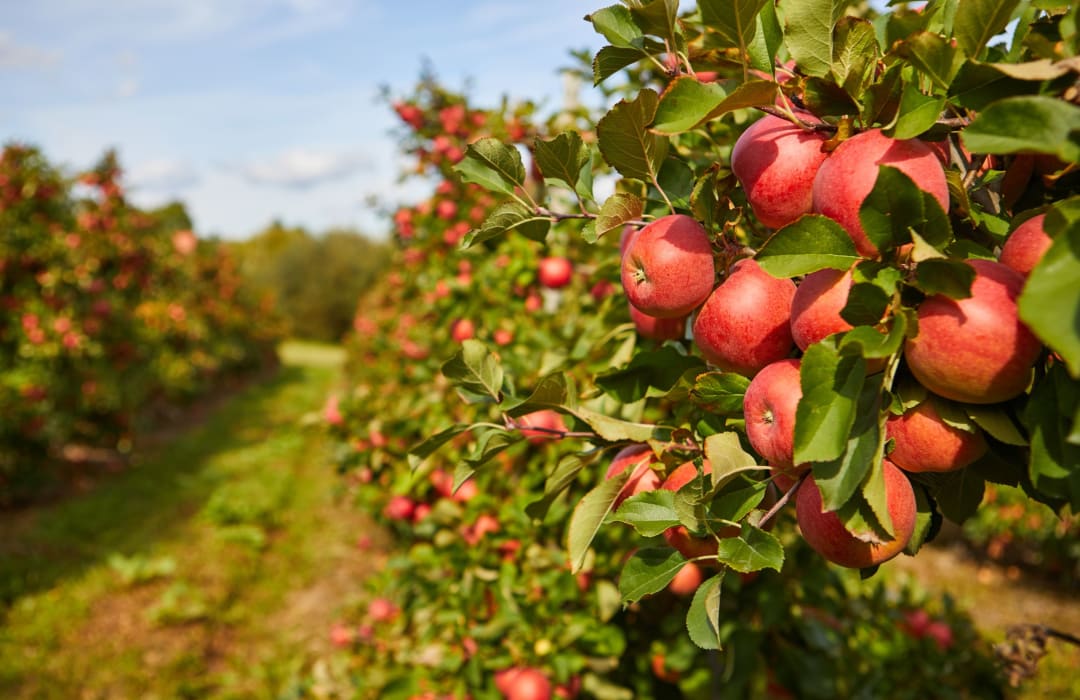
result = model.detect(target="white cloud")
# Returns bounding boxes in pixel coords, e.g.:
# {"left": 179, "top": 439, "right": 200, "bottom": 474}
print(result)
{"left": 0, "top": 32, "right": 61, "bottom": 70}
{"left": 128, "top": 158, "right": 200, "bottom": 191}
{"left": 231, "top": 147, "right": 372, "bottom": 188}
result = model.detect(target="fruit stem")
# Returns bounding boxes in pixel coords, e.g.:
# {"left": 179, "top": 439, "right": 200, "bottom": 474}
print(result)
{"left": 757, "top": 471, "right": 810, "bottom": 530}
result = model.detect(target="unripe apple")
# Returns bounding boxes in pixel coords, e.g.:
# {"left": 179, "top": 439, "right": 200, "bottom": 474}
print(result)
{"left": 731, "top": 115, "right": 829, "bottom": 229}
{"left": 904, "top": 259, "right": 1042, "bottom": 404}
{"left": 790, "top": 266, "right": 855, "bottom": 350}
{"left": 812, "top": 129, "right": 948, "bottom": 258}
{"left": 743, "top": 359, "right": 802, "bottom": 470}
{"left": 885, "top": 399, "right": 987, "bottom": 473}
{"left": 796, "top": 459, "right": 916, "bottom": 569}
{"left": 999, "top": 213, "right": 1052, "bottom": 278}
{"left": 621, "top": 214, "right": 715, "bottom": 318}
{"left": 606, "top": 444, "right": 661, "bottom": 508}
{"left": 692, "top": 259, "right": 796, "bottom": 376}
{"left": 629, "top": 304, "right": 686, "bottom": 341}
{"left": 538, "top": 256, "right": 573, "bottom": 289}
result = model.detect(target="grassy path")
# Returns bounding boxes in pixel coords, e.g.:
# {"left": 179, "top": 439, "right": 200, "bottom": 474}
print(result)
{"left": 0, "top": 341, "right": 384, "bottom": 699}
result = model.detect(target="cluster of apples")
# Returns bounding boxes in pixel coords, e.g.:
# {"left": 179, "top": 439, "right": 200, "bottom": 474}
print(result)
{"left": 619, "top": 116, "right": 1052, "bottom": 570}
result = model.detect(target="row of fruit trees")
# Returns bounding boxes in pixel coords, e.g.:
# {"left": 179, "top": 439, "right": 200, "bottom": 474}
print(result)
{"left": 323, "top": 1, "right": 1078, "bottom": 698}
{"left": 0, "top": 146, "right": 282, "bottom": 504}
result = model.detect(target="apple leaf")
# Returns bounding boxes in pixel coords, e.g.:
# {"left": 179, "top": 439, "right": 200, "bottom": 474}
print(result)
{"left": 526, "top": 453, "right": 589, "bottom": 521}
{"left": 630, "top": 0, "right": 681, "bottom": 47}
{"left": 746, "top": 1, "right": 783, "bottom": 74}
{"left": 534, "top": 132, "right": 589, "bottom": 192}
{"left": 894, "top": 31, "right": 965, "bottom": 93}
{"left": 915, "top": 466, "right": 986, "bottom": 524}
{"left": 961, "top": 96, "right": 1080, "bottom": 164}
{"left": 831, "top": 16, "right": 878, "bottom": 98}
{"left": 839, "top": 282, "right": 891, "bottom": 328}
{"left": 407, "top": 424, "right": 470, "bottom": 471}
{"left": 948, "top": 60, "right": 1041, "bottom": 111}
{"left": 699, "top": 0, "right": 768, "bottom": 51}
{"left": 619, "top": 548, "right": 687, "bottom": 604}
{"left": 783, "top": 0, "right": 844, "bottom": 78}
{"left": 593, "top": 45, "right": 649, "bottom": 86}
{"left": 596, "top": 346, "right": 705, "bottom": 403}
{"left": 597, "top": 89, "right": 670, "bottom": 182}
{"left": 686, "top": 572, "right": 725, "bottom": 650}
{"left": 505, "top": 372, "right": 574, "bottom": 416}
{"left": 572, "top": 405, "right": 670, "bottom": 443}
{"left": 593, "top": 193, "right": 644, "bottom": 242}
{"left": 1019, "top": 206, "right": 1080, "bottom": 377}
{"left": 965, "top": 404, "right": 1028, "bottom": 446}
{"left": 587, "top": 4, "right": 644, "bottom": 48}
{"left": 795, "top": 342, "right": 867, "bottom": 465}
{"left": 839, "top": 312, "right": 909, "bottom": 360}
{"left": 755, "top": 215, "right": 860, "bottom": 278}
{"left": 463, "top": 426, "right": 521, "bottom": 470}
{"left": 442, "top": 340, "right": 504, "bottom": 402}
{"left": 611, "top": 490, "right": 682, "bottom": 538}
{"left": 697, "top": 80, "right": 780, "bottom": 125}
{"left": 656, "top": 157, "right": 695, "bottom": 209}
{"left": 1024, "top": 363, "right": 1080, "bottom": 511}
{"left": 889, "top": 81, "right": 946, "bottom": 140}
{"left": 568, "top": 468, "right": 632, "bottom": 573}
{"left": 464, "top": 202, "right": 551, "bottom": 247}
{"left": 904, "top": 483, "right": 940, "bottom": 555}
{"left": 690, "top": 371, "right": 751, "bottom": 415}
{"left": 715, "top": 523, "right": 784, "bottom": 573}
{"left": 709, "top": 478, "right": 767, "bottom": 524}
{"left": 914, "top": 258, "right": 976, "bottom": 299}
{"left": 859, "top": 165, "right": 925, "bottom": 254}
{"left": 651, "top": 77, "right": 728, "bottom": 135}
{"left": 454, "top": 137, "right": 525, "bottom": 197}
{"left": 704, "top": 431, "right": 762, "bottom": 491}
{"left": 834, "top": 489, "right": 892, "bottom": 544}
{"left": 953, "top": 0, "right": 1021, "bottom": 58}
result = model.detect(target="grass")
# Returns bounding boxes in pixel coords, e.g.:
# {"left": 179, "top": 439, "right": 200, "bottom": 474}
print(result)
{"left": 0, "top": 340, "right": 383, "bottom": 699}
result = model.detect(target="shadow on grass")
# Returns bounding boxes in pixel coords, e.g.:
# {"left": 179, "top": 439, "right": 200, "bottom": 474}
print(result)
{"left": 0, "top": 361, "right": 326, "bottom": 611}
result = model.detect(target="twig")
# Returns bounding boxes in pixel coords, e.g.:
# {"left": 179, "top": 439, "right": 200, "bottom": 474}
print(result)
{"left": 757, "top": 470, "right": 810, "bottom": 529}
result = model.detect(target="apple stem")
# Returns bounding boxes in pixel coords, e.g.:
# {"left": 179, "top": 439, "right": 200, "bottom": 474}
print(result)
{"left": 757, "top": 471, "right": 810, "bottom": 530}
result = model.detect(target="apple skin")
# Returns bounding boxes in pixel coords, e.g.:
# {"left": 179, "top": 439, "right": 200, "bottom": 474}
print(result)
{"left": 692, "top": 259, "right": 796, "bottom": 377}
{"left": 885, "top": 399, "right": 988, "bottom": 473}
{"left": 812, "top": 129, "right": 948, "bottom": 258}
{"left": 495, "top": 667, "right": 552, "bottom": 700}
{"left": 904, "top": 259, "right": 1043, "bottom": 404}
{"left": 538, "top": 256, "right": 574, "bottom": 289}
{"left": 999, "top": 213, "right": 1052, "bottom": 278}
{"left": 790, "top": 267, "right": 855, "bottom": 350}
{"left": 606, "top": 444, "right": 661, "bottom": 508}
{"left": 668, "top": 561, "right": 704, "bottom": 596}
{"left": 743, "top": 359, "right": 802, "bottom": 470}
{"left": 796, "top": 459, "right": 916, "bottom": 569}
{"left": 518, "top": 410, "right": 568, "bottom": 444}
{"left": 731, "top": 115, "right": 829, "bottom": 229}
{"left": 621, "top": 214, "right": 715, "bottom": 318}
{"left": 629, "top": 304, "right": 687, "bottom": 341}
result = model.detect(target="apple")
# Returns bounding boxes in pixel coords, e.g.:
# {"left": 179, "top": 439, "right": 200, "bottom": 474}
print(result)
{"left": 494, "top": 328, "right": 514, "bottom": 346}
{"left": 367, "top": 597, "right": 399, "bottom": 622}
{"left": 383, "top": 495, "right": 416, "bottom": 521}
{"left": 451, "top": 318, "right": 475, "bottom": 343}
{"left": 731, "top": 115, "right": 829, "bottom": 229}
{"left": 692, "top": 259, "right": 796, "bottom": 376}
{"left": 629, "top": 304, "right": 686, "bottom": 341}
{"left": 606, "top": 443, "right": 661, "bottom": 508}
{"left": 795, "top": 459, "right": 916, "bottom": 569}
{"left": 668, "top": 561, "right": 704, "bottom": 596}
{"left": 518, "top": 410, "right": 568, "bottom": 443}
{"left": 885, "top": 399, "right": 987, "bottom": 473}
{"left": 495, "top": 667, "right": 552, "bottom": 700}
{"left": 323, "top": 395, "right": 344, "bottom": 426}
{"left": 999, "top": 213, "right": 1052, "bottom": 278}
{"left": 790, "top": 266, "right": 856, "bottom": 350}
{"left": 812, "top": 129, "right": 949, "bottom": 258}
{"left": 743, "top": 358, "right": 802, "bottom": 471}
{"left": 538, "top": 256, "right": 573, "bottom": 289}
{"left": 621, "top": 214, "right": 715, "bottom": 318}
{"left": 651, "top": 653, "right": 681, "bottom": 683}
{"left": 904, "top": 259, "right": 1043, "bottom": 404}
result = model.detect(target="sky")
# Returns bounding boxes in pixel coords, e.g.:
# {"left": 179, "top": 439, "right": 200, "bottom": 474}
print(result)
{"left": 0, "top": 1, "right": 608, "bottom": 240}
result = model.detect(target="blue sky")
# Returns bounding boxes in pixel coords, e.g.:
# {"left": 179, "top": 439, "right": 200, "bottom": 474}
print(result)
{"left": 1, "top": 1, "right": 607, "bottom": 239}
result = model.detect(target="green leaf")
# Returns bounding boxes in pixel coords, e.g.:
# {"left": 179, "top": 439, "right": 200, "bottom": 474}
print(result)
{"left": 568, "top": 469, "right": 632, "bottom": 573}
{"left": 954, "top": 0, "right": 1021, "bottom": 58}
{"left": 755, "top": 215, "right": 860, "bottom": 278}
{"left": 784, "top": 0, "right": 844, "bottom": 78}
{"left": 572, "top": 405, "right": 668, "bottom": 443}
{"left": 1025, "top": 363, "right": 1080, "bottom": 510}
{"left": 441, "top": 340, "right": 504, "bottom": 401}
{"left": 686, "top": 572, "right": 725, "bottom": 650}
{"left": 905, "top": 483, "right": 938, "bottom": 555}
{"left": 407, "top": 424, "right": 469, "bottom": 471}
{"left": 595, "top": 193, "right": 644, "bottom": 241}
{"left": 715, "top": 523, "right": 784, "bottom": 573}
{"left": 811, "top": 373, "right": 886, "bottom": 513}
{"left": 839, "top": 314, "right": 909, "bottom": 360}
{"left": 505, "top": 372, "right": 573, "bottom": 416}
{"left": 709, "top": 479, "right": 768, "bottom": 523}
{"left": 453, "top": 137, "right": 525, "bottom": 196}
{"left": 794, "top": 342, "right": 867, "bottom": 465}
{"left": 1018, "top": 213, "right": 1080, "bottom": 377}
{"left": 914, "top": 258, "right": 976, "bottom": 299}
{"left": 961, "top": 96, "right": 1080, "bottom": 164}
{"left": 535, "top": 132, "right": 589, "bottom": 191}
{"left": 588, "top": 4, "right": 644, "bottom": 48}
{"left": 619, "top": 548, "right": 688, "bottom": 603}
{"left": 656, "top": 158, "right": 694, "bottom": 209}
{"left": 651, "top": 77, "right": 728, "bottom": 135}
{"left": 699, "top": 0, "right": 767, "bottom": 49}
{"left": 596, "top": 346, "right": 706, "bottom": 403}
{"left": 597, "top": 89, "right": 670, "bottom": 182}
{"left": 890, "top": 82, "right": 946, "bottom": 140}
{"left": 859, "top": 165, "right": 925, "bottom": 254}
{"left": 463, "top": 202, "right": 551, "bottom": 247}
{"left": 895, "top": 31, "right": 966, "bottom": 92}
{"left": 463, "top": 426, "right": 521, "bottom": 469}
{"left": 704, "top": 431, "right": 762, "bottom": 490}
{"left": 698, "top": 80, "right": 780, "bottom": 125}
{"left": 917, "top": 467, "right": 986, "bottom": 523}
{"left": 690, "top": 371, "right": 751, "bottom": 415}
{"left": 526, "top": 453, "right": 589, "bottom": 521}
{"left": 839, "top": 282, "right": 891, "bottom": 328}
{"left": 832, "top": 16, "right": 879, "bottom": 98}
{"left": 611, "top": 491, "right": 682, "bottom": 538}
{"left": 594, "top": 45, "right": 649, "bottom": 86}
{"left": 860, "top": 450, "right": 895, "bottom": 537}
{"left": 948, "top": 60, "right": 1041, "bottom": 112}
{"left": 630, "top": 0, "right": 680, "bottom": 47}
{"left": 965, "top": 405, "right": 1028, "bottom": 446}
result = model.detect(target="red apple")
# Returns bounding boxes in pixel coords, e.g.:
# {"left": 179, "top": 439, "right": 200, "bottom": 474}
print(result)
{"left": 790, "top": 266, "right": 855, "bottom": 350}
{"left": 367, "top": 597, "right": 399, "bottom": 622}
{"left": 812, "top": 129, "right": 948, "bottom": 258}
{"left": 495, "top": 667, "right": 552, "bottom": 700}
{"left": 743, "top": 358, "right": 802, "bottom": 470}
{"left": 383, "top": 495, "right": 416, "bottom": 521}
{"left": 538, "top": 256, "right": 573, "bottom": 289}
{"left": 668, "top": 561, "right": 704, "bottom": 596}
{"left": 999, "top": 213, "right": 1052, "bottom": 278}
{"left": 885, "top": 399, "right": 987, "bottom": 473}
{"left": 451, "top": 318, "right": 475, "bottom": 343}
{"left": 692, "top": 259, "right": 796, "bottom": 376}
{"left": 629, "top": 304, "right": 686, "bottom": 341}
{"left": 518, "top": 410, "right": 568, "bottom": 443}
{"left": 621, "top": 214, "right": 715, "bottom": 318}
{"left": 606, "top": 444, "right": 661, "bottom": 508}
{"left": 796, "top": 459, "right": 916, "bottom": 569}
{"left": 731, "top": 115, "right": 829, "bottom": 229}
{"left": 904, "top": 259, "right": 1042, "bottom": 404}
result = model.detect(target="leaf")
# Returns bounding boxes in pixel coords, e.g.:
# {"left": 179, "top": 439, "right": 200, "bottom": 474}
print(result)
{"left": 954, "top": 0, "right": 1021, "bottom": 58}
{"left": 596, "top": 346, "right": 706, "bottom": 403}
{"left": 831, "top": 16, "right": 879, "bottom": 98}
{"left": 890, "top": 82, "right": 946, "bottom": 140}
{"left": 697, "top": 80, "right": 780, "bottom": 125}
{"left": 699, "top": 0, "right": 768, "bottom": 50}
{"left": 535, "top": 132, "right": 589, "bottom": 191}
{"left": 463, "top": 202, "right": 551, "bottom": 247}
{"left": 794, "top": 342, "right": 867, "bottom": 465}
{"left": 651, "top": 77, "right": 728, "bottom": 135}
{"left": 463, "top": 426, "right": 521, "bottom": 469}
{"left": 594, "top": 45, "right": 649, "bottom": 86}
{"left": 839, "top": 314, "right": 908, "bottom": 360}
{"left": 754, "top": 215, "right": 860, "bottom": 278}
{"left": 914, "top": 259, "right": 976, "bottom": 299}
{"left": 895, "top": 31, "right": 966, "bottom": 92}
{"left": 441, "top": 340, "right": 503, "bottom": 401}
{"left": 811, "top": 373, "right": 886, "bottom": 513}
{"left": 948, "top": 60, "right": 1040, "bottom": 112}
{"left": 686, "top": 572, "right": 725, "bottom": 650}
{"left": 784, "top": 0, "right": 844, "bottom": 78}
{"left": 407, "top": 424, "right": 469, "bottom": 471}
{"left": 690, "top": 371, "right": 751, "bottom": 415}
{"left": 715, "top": 523, "right": 784, "bottom": 573}
{"left": 453, "top": 137, "right": 525, "bottom": 196}
{"left": 858, "top": 165, "right": 925, "bottom": 254}
{"left": 965, "top": 405, "right": 1028, "bottom": 446}
{"left": 526, "top": 453, "right": 588, "bottom": 521}
{"left": 505, "top": 373, "right": 573, "bottom": 416}
{"left": 1024, "top": 363, "right": 1080, "bottom": 510}
{"left": 917, "top": 467, "right": 986, "bottom": 523}
{"left": 656, "top": 158, "right": 694, "bottom": 209}
{"left": 572, "top": 405, "right": 668, "bottom": 443}
{"left": 595, "top": 193, "right": 644, "bottom": 241}
{"left": 597, "top": 89, "right": 670, "bottom": 182}
{"left": 630, "top": 0, "right": 680, "bottom": 47}
{"left": 961, "top": 96, "right": 1080, "bottom": 164}
{"left": 1018, "top": 211, "right": 1080, "bottom": 377}
{"left": 587, "top": 4, "right": 644, "bottom": 48}
{"left": 704, "top": 431, "right": 762, "bottom": 490}
{"left": 709, "top": 479, "right": 767, "bottom": 523}
{"left": 619, "top": 548, "right": 687, "bottom": 603}
{"left": 839, "top": 283, "right": 890, "bottom": 328}
{"left": 568, "top": 469, "right": 632, "bottom": 573}
{"left": 611, "top": 491, "right": 682, "bottom": 538}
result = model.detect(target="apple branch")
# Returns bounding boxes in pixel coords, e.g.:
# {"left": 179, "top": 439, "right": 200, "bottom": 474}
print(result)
{"left": 757, "top": 470, "right": 810, "bottom": 530}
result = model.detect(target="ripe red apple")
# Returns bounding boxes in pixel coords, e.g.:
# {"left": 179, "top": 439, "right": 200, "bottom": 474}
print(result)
{"left": 743, "top": 358, "right": 802, "bottom": 470}
{"left": 904, "top": 259, "right": 1043, "bottom": 404}
{"left": 629, "top": 304, "right": 686, "bottom": 341}
{"left": 659, "top": 460, "right": 727, "bottom": 559}
{"left": 494, "top": 328, "right": 514, "bottom": 346}
{"left": 790, "top": 266, "right": 855, "bottom": 350}
{"left": 495, "top": 667, "right": 552, "bottom": 700}
{"left": 606, "top": 444, "right": 661, "bottom": 508}
{"left": 538, "top": 256, "right": 573, "bottom": 289}
{"left": 999, "top": 213, "right": 1052, "bottom": 278}
{"left": 731, "top": 115, "right": 829, "bottom": 229}
{"left": 323, "top": 394, "right": 344, "bottom": 426}
{"left": 692, "top": 259, "right": 796, "bottom": 376}
{"left": 812, "top": 129, "right": 948, "bottom": 258}
{"left": 518, "top": 410, "right": 568, "bottom": 443}
{"left": 383, "top": 495, "right": 416, "bottom": 521}
{"left": 367, "top": 597, "right": 399, "bottom": 622}
{"left": 621, "top": 214, "right": 715, "bottom": 318}
{"left": 795, "top": 459, "right": 916, "bottom": 569}
{"left": 668, "top": 561, "right": 704, "bottom": 596}
{"left": 885, "top": 399, "right": 987, "bottom": 473}
{"left": 451, "top": 318, "right": 475, "bottom": 343}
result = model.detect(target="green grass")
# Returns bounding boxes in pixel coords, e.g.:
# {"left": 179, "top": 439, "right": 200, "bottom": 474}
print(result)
{"left": 0, "top": 340, "right": 381, "bottom": 699}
